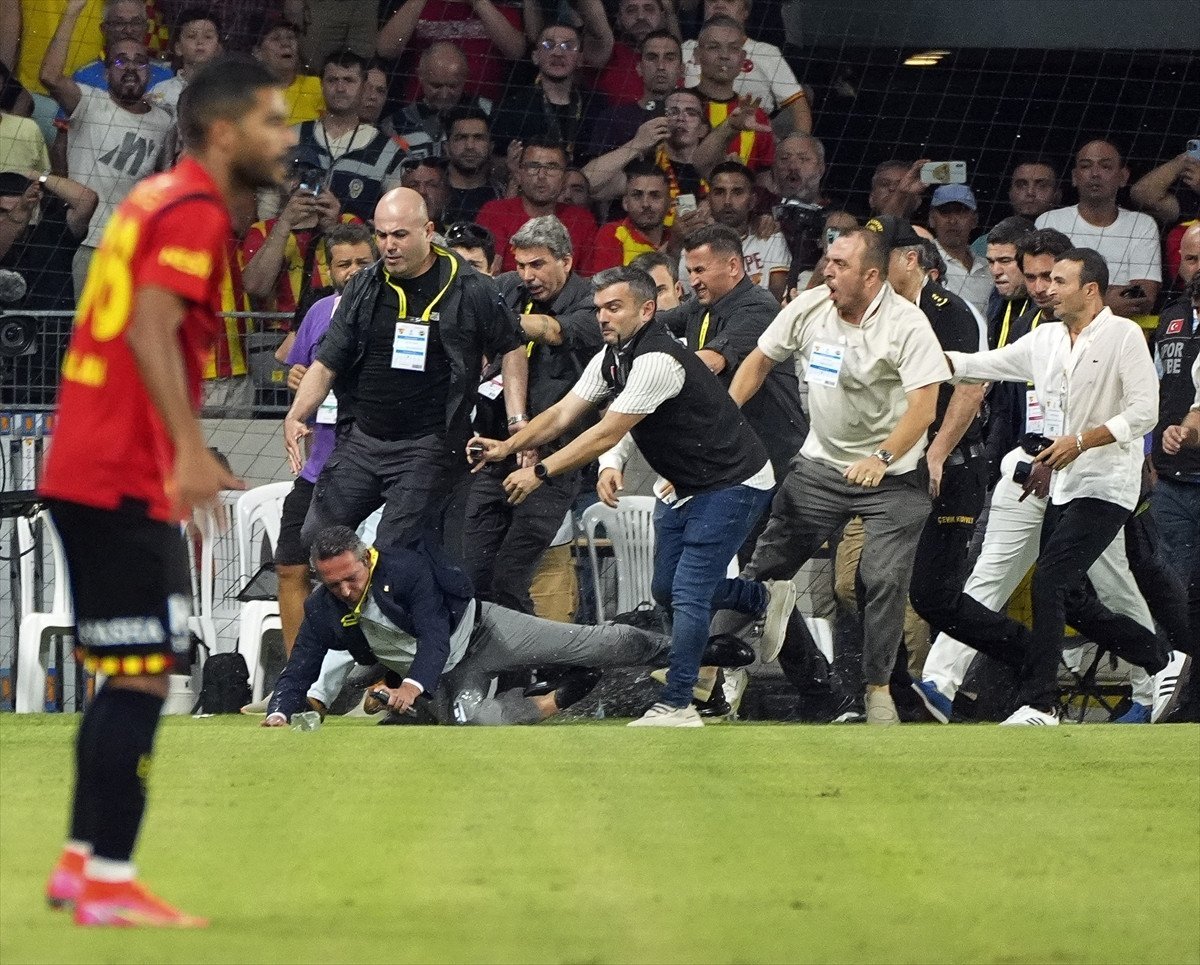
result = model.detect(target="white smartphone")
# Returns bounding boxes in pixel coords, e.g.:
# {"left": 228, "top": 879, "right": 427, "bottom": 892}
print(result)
{"left": 674, "top": 193, "right": 697, "bottom": 215}
{"left": 920, "top": 161, "right": 968, "bottom": 185}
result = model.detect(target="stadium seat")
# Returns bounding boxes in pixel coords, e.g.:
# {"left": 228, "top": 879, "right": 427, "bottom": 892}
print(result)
{"left": 15, "top": 511, "right": 72, "bottom": 713}
{"left": 232, "top": 483, "right": 290, "bottom": 702}
{"left": 581, "top": 498, "right": 656, "bottom": 622}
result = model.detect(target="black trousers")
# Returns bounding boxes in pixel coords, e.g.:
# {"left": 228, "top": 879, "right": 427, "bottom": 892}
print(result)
{"left": 1125, "top": 502, "right": 1194, "bottom": 656}
{"left": 461, "top": 464, "right": 580, "bottom": 614}
{"left": 1022, "top": 498, "right": 1169, "bottom": 709}
{"left": 910, "top": 454, "right": 1029, "bottom": 670}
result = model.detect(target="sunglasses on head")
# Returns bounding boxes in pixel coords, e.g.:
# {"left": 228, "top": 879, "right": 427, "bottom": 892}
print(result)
{"left": 445, "top": 222, "right": 492, "bottom": 245}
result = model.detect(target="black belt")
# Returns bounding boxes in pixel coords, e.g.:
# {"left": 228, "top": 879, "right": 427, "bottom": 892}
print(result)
{"left": 945, "top": 442, "right": 985, "bottom": 467}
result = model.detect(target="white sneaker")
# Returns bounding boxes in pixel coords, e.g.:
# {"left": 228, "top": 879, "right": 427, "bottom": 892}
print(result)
{"left": 758, "top": 579, "right": 797, "bottom": 664}
{"left": 1151, "top": 651, "right": 1193, "bottom": 723}
{"left": 865, "top": 688, "right": 899, "bottom": 726}
{"left": 627, "top": 702, "right": 704, "bottom": 728}
{"left": 1000, "top": 704, "right": 1060, "bottom": 726}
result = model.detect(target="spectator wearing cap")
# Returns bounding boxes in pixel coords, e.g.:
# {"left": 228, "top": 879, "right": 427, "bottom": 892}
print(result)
{"left": 293, "top": 49, "right": 406, "bottom": 222}
{"left": 723, "top": 227, "right": 949, "bottom": 725}
{"left": 463, "top": 215, "right": 602, "bottom": 614}
{"left": 476, "top": 139, "right": 597, "bottom": 274}
{"left": 445, "top": 221, "right": 499, "bottom": 275}
{"left": 442, "top": 107, "right": 504, "bottom": 225}
{"left": 489, "top": 22, "right": 603, "bottom": 167}
{"left": 39, "top": 5, "right": 172, "bottom": 297}
{"left": 384, "top": 42, "right": 493, "bottom": 159}
{"left": 253, "top": 19, "right": 324, "bottom": 125}
{"left": 240, "top": 145, "right": 360, "bottom": 317}
{"left": 929, "top": 184, "right": 993, "bottom": 317}
{"left": 0, "top": 168, "right": 98, "bottom": 405}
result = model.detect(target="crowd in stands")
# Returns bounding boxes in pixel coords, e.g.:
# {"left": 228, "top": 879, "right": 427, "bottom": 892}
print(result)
{"left": 1, "top": 0, "right": 1197, "bottom": 724}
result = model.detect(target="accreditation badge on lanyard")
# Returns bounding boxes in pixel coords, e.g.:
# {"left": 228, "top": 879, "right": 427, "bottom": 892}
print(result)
{"left": 388, "top": 251, "right": 458, "bottom": 372}
{"left": 806, "top": 341, "right": 845, "bottom": 388}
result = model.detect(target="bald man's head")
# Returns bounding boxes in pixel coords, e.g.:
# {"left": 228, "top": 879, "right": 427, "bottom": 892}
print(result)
{"left": 1179, "top": 222, "right": 1200, "bottom": 286}
{"left": 418, "top": 42, "right": 469, "bottom": 111}
{"left": 374, "top": 188, "right": 435, "bottom": 278}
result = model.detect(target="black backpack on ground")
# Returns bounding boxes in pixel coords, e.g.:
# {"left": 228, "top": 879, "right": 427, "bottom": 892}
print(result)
{"left": 191, "top": 652, "right": 252, "bottom": 714}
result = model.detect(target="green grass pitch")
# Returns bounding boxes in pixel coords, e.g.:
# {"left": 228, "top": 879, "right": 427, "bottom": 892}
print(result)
{"left": 1, "top": 716, "right": 1198, "bottom": 964}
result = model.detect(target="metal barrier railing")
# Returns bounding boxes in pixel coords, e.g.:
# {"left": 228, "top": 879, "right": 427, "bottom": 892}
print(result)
{"left": 1, "top": 310, "right": 296, "bottom": 416}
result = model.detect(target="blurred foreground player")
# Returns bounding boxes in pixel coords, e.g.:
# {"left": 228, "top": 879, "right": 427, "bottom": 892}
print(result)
{"left": 37, "top": 57, "right": 293, "bottom": 927}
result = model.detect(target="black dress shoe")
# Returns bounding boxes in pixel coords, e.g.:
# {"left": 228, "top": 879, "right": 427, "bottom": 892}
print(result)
{"left": 547, "top": 668, "right": 603, "bottom": 711}
{"left": 695, "top": 669, "right": 732, "bottom": 718}
{"left": 701, "top": 634, "right": 755, "bottom": 668}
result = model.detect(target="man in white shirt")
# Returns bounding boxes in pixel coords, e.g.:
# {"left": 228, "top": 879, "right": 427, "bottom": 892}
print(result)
{"left": 681, "top": 0, "right": 811, "bottom": 135}
{"left": 1036, "top": 139, "right": 1162, "bottom": 321}
{"left": 945, "top": 247, "right": 1188, "bottom": 724}
{"left": 929, "top": 184, "right": 993, "bottom": 317}
{"left": 725, "top": 228, "right": 949, "bottom": 725}
{"left": 40, "top": 30, "right": 172, "bottom": 298}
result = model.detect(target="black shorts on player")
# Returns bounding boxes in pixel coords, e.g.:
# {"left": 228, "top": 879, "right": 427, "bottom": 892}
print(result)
{"left": 275, "top": 477, "right": 316, "bottom": 567}
{"left": 47, "top": 498, "right": 191, "bottom": 675}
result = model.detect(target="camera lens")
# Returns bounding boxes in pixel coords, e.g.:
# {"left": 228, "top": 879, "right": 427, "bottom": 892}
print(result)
{"left": 0, "top": 313, "right": 37, "bottom": 357}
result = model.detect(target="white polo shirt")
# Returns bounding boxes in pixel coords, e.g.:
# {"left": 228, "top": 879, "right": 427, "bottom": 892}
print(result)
{"left": 756, "top": 282, "right": 950, "bottom": 474}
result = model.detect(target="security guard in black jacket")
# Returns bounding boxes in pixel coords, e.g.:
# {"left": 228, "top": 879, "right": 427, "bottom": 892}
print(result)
{"left": 463, "top": 215, "right": 603, "bottom": 613}
{"left": 283, "top": 187, "right": 529, "bottom": 551}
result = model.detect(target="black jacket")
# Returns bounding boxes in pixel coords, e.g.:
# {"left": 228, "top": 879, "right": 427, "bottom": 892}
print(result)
{"left": 267, "top": 534, "right": 476, "bottom": 718}
{"left": 315, "top": 248, "right": 523, "bottom": 456}
{"left": 659, "top": 278, "right": 807, "bottom": 478}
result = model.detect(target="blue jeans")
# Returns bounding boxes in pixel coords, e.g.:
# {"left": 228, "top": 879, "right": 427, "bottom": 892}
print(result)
{"left": 651, "top": 484, "right": 773, "bottom": 707}
{"left": 1150, "top": 477, "right": 1200, "bottom": 614}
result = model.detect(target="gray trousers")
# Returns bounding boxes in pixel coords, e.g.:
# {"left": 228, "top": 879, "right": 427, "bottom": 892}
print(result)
{"left": 301, "top": 425, "right": 456, "bottom": 551}
{"left": 731, "top": 455, "right": 930, "bottom": 685}
{"left": 441, "top": 603, "right": 668, "bottom": 725}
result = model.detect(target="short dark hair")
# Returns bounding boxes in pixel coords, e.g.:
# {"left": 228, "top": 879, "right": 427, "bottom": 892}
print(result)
{"left": 255, "top": 19, "right": 302, "bottom": 47}
{"left": 682, "top": 223, "right": 743, "bottom": 259}
{"left": 520, "top": 137, "right": 569, "bottom": 165}
{"left": 172, "top": 7, "right": 222, "bottom": 40}
{"left": 445, "top": 104, "right": 491, "bottom": 136}
{"left": 324, "top": 221, "right": 376, "bottom": 263}
{"left": 623, "top": 162, "right": 670, "bottom": 189}
{"left": 322, "top": 48, "right": 367, "bottom": 78}
{"left": 631, "top": 250, "right": 677, "bottom": 282}
{"left": 848, "top": 228, "right": 888, "bottom": 276}
{"left": 698, "top": 14, "right": 745, "bottom": 35}
{"left": 177, "top": 55, "right": 281, "bottom": 151}
{"left": 1011, "top": 155, "right": 1057, "bottom": 175}
{"left": 445, "top": 222, "right": 496, "bottom": 264}
{"left": 592, "top": 265, "right": 658, "bottom": 307}
{"left": 708, "top": 160, "right": 755, "bottom": 188}
{"left": 918, "top": 239, "right": 945, "bottom": 277}
{"left": 1058, "top": 247, "right": 1109, "bottom": 294}
{"left": 1016, "top": 227, "right": 1073, "bottom": 271}
{"left": 873, "top": 159, "right": 910, "bottom": 181}
{"left": 310, "top": 525, "right": 368, "bottom": 569}
{"left": 639, "top": 29, "right": 681, "bottom": 54}
{"left": 987, "top": 215, "right": 1035, "bottom": 248}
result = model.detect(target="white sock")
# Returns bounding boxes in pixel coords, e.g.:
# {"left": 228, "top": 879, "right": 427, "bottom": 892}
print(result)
{"left": 86, "top": 857, "right": 135, "bottom": 883}
{"left": 64, "top": 840, "right": 92, "bottom": 858}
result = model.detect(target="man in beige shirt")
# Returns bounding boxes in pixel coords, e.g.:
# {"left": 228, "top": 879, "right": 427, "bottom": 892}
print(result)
{"left": 725, "top": 227, "right": 949, "bottom": 724}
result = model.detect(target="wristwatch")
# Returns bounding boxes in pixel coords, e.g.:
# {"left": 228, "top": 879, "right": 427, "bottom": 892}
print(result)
{"left": 534, "top": 462, "right": 550, "bottom": 480}
{"left": 871, "top": 448, "right": 894, "bottom": 466}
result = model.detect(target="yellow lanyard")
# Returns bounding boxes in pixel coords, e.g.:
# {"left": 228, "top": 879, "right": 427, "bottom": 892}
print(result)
{"left": 1025, "top": 311, "right": 1042, "bottom": 387}
{"left": 698, "top": 311, "right": 711, "bottom": 349}
{"left": 998, "top": 300, "right": 1014, "bottom": 348}
{"left": 340, "top": 547, "right": 379, "bottom": 627}
{"left": 385, "top": 248, "right": 458, "bottom": 321}
{"left": 523, "top": 299, "right": 536, "bottom": 357}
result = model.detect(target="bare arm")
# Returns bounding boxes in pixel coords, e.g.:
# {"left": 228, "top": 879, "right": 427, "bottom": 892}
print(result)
{"left": 0, "top": 0, "right": 20, "bottom": 70}
{"left": 924, "top": 383, "right": 985, "bottom": 497}
{"left": 501, "top": 345, "right": 529, "bottom": 421}
{"left": 376, "top": 0, "right": 427, "bottom": 58}
{"left": 519, "top": 313, "right": 563, "bottom": 346}
{"left": 1105, "top": 281, "right": 1159, "bottom": 318}
{"left": 282, "top": 359, "right": 336, "bottom": 473}
{"left": 469, "top": 0, "right": 526, "bottom": 60}
{"left": 0, "top": 184, "right": 37, "bottom": 259}
{"left": 471, "top": 391, "right": 596, "bottom": 462}
{"left": 521, "top": 0, "right": 544, "bottom": 44}
{"left": 1129, "top": 153, "right": 1188, "bottom": 226}
{"left": 39, "top": 0, "right": 86, "bottom": 114}
{"left": 881, "top": 384, "right": 939, "bottom": 461}
{"left": 33, "top": 170, "right": 99, "bottom": 237}
{"left": 787, "top": 94, "right": 812, "bottom": 137}
{"left": 126, "top": 286, "right": 244, "bottom": 507}
{"left": 692, "top": 99, "right": 770, "bottom": 177}
{"left": 574, "top": 0, "right": 613, "bottom": 70}
{"left": 728, "top": 347, "right": 776, "bottom": 406}
{"left": 540, "top": 409, "right": 642, "bottom": 476}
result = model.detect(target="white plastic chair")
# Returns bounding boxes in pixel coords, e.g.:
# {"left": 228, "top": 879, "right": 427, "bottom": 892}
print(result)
{"left": 232, "top": 482, "right": 290, "bottom": 701}
{"left": 15, "top": 511, "right": 73, "bottom": 713}
{"left": 581, "top": 496, "right": 657, "bottom": 622}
